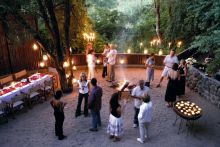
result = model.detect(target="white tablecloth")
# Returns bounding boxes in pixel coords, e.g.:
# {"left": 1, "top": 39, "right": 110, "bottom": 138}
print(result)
{"left": 0, "top": 74, "right": 51, "bottom": 103}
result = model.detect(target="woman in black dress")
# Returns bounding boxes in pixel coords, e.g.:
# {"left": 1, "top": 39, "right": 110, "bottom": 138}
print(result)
{"left": 50, "top": 90, "right": 67, "bottom": 140}
{"left": 165, "top": 63, "right": 179, "bottom": 107}
{"left": 177, "top": 59, "right": 187, "bottom": 97}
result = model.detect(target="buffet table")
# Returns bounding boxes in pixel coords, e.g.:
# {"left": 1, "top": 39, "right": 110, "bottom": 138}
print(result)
{"left": 173, "top": 100, "right": 203, "bottom": 134}
{"left": 0, "top": 73, "right": 52, "bottom": 103}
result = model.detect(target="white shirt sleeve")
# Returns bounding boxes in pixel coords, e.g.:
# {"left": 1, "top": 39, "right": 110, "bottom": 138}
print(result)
{"left": 163, "top": 55, "right": 168, "bottom": 64}
{"left": 138, "top": 104, "right": 144, "bottom": 119}
{"left": 132, "top": 87, "right": 137, "bottom": 96}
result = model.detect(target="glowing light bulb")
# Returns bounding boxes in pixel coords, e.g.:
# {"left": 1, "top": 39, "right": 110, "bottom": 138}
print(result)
{"left": 72, "top": 66, "right": 77, "bottom": 71}
{"left": 177, "top": 41, "right": 182, "bottom": 47}
{"left": 43, "top": 54, "right": 48, "bottom": 61}
{"left": 33, "top": 43, "right": 38, "bottom": 50}
{"left": 63, "top": 61, "right": 69, "bottom": 68}
{"left": 39, "top": 62, "right": 45, "bottom": 68}
{"left": 72, "top": 78, "right": 77, "bottom": 83}
{"left": 96, "top": 59, "right": 101, "bottom": 64}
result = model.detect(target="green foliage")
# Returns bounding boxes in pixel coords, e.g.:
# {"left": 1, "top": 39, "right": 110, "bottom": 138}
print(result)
{"left": 167, "top": 0, "right": 220, "bottom": 73}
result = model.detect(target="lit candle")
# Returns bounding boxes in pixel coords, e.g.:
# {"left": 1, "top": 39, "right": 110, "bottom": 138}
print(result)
{"left": 120, "top": 59, "right": 125, "bottom": 64}
{"left": 168, "top": 42, "right": 171, "bottom": 48}
{"left": 11, "top": 82, "right": 15, "bottom": 87}
{"left": 156, "top": 39, "right": 161, "bottom": 45}
{"left": 144, "top": 49, "right": 148, "bottom": 54}
{"left": 158, "top": 49, "right": 163, "bottom": 56}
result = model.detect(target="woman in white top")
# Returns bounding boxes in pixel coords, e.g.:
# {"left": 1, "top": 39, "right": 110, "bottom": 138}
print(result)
{"left": 75, "top": 73, "right": 90, "bottom": 117}
{"left": 87, "top": 50, "right": 96, "bottom": 80}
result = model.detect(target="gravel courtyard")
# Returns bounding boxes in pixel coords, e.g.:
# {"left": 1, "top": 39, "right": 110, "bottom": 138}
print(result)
{"left": 0, "top": 68, "right": 220, "bottom": 147}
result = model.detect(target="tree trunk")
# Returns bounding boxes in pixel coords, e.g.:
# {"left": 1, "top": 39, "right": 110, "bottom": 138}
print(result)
{"left": 57, "top": 67, "right": 72, "bottom": 93}
{"left": 154, "top": 0, "right": 162, "bottom": 41}
{"left": 64, "top": 0, "right": 73, "bottom": 87}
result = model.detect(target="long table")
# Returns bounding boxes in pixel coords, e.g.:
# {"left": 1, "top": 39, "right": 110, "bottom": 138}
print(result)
{"left": 0, "top": 73, "right": 51, "bottom": 103}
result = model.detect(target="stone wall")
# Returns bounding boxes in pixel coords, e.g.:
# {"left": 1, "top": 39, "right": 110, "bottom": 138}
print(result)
{"left": 186, "top": 65, "right": 220, "bottom": 108}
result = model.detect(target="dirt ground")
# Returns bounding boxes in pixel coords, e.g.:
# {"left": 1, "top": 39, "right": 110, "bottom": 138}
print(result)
{"left": 0, "top": 68, "right": 220, "bottom": 147}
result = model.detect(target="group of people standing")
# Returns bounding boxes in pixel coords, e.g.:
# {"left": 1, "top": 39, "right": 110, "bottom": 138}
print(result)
{"left": 85, "top": 43, "right": 117, "bottom": 82}
{"left": 50, "top": 45, "right": 187, "bottom": 143}
{"left": 145, "top": 49, "right": 187, "bottom": 107}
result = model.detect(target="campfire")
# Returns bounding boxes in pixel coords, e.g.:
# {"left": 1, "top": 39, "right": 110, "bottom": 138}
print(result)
{"left": 111, "top": 80, "right": 136, "bottom": 100}
{"left": 116, "top": 80, "right": 129, "bottom": 91}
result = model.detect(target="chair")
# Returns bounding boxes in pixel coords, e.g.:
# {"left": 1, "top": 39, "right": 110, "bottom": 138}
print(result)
{"left": 26, "top": 86, "right": 42, "bottom": 107}
{"left": 0, "top": 102, "right": 8, "bottom": 123}
{"left": 0, "top": 75, "right": 13, "bottom": 85}
{"left": 41, "top": 79, "right": 54, "bottom": 101}
{"left": 10, "top": 94, "right": 27, "bottom": 118}
{"left": 14, "top": 70, "right": 28, "bottom": 80}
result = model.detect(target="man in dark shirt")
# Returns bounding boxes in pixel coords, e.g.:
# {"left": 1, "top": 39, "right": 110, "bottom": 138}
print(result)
{"left": 88, "top": 78, "right": 103, "bottom": 131}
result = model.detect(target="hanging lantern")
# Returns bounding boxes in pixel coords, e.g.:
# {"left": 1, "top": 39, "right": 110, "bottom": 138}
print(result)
{"left": 43, "top": 54, "right": 48, "bottom": 61}
{"left": 158, "top": 49, "right": 163, "bottom": 56}
{"left": 39, "top": 62, "right": 45, "bottom": 68}
{"left": 72, "top": 66, "right": 77, "bottom": 71}
{"left": 33, "top": 43, "right": 38, "bottom": 51}
{"left": 63, "top": 61, "right": 69, "bottom": 68}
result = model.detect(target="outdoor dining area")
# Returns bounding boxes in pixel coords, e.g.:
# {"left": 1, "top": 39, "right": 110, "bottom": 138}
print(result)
{"left": 0, "top": 69, "right": 54, "bottom": 122}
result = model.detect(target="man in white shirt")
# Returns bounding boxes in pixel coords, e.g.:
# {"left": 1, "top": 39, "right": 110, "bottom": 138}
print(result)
{"left": 156, "top": 49, "right": 179, "bottom": 87}
{"left": 131, "top": 80, "right": 150, "bottom": 128}
{"left": 106, "top": 44, "right": 117, "bottom": 82}
{"left": 137, "top": 94, "right": 153, "bottom": 143}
